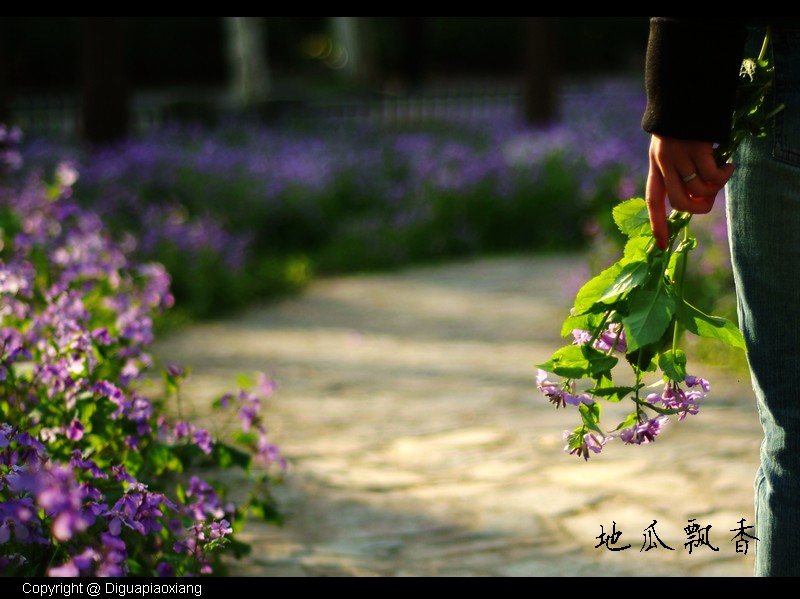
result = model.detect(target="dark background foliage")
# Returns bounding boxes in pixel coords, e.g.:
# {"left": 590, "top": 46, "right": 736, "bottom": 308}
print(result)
{"left": 1, "top": 17, "right": 648, "bottom": 92}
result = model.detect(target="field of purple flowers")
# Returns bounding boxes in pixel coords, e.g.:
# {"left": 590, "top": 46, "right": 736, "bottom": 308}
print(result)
{"left": 1, "top": 124, "right": 289, "bottom": 576}
{"left": 18, "top": 79, "right": 737, "bottom": 323}
{"left": 0, "top": 78, "right": 740, "bottom": 577}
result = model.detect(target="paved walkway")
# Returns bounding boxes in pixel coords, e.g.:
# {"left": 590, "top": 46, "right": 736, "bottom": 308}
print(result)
{"left": 152, "top": 253, "right": 761, "bottom": 577}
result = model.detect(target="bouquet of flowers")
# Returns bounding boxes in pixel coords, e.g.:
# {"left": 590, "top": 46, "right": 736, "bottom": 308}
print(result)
{"left": 536, "top": 31, "right": 783, "bottom": 460}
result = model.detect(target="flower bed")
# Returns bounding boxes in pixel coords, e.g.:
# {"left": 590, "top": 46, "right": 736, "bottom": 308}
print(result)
{"left": 0, "top": 128, "right": 284, "bottom": 577}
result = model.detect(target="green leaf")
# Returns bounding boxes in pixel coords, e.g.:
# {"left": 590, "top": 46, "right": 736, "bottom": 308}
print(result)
{"left": 214, "top": 442, "right": 252, "bottom": 471}
{"left": 560, "top": 312, "right": 604, "bottom": 339}
{"left": 598, "top": 261, "right": 649, "bottom": 303}
{"left": 659, "top": 350, "right": 687, "bottom": 383}
{"left": 677, "top": 301, "right": 747, "bottom": 351}
{"left": 573, "top": 262, "right": 624, "bottom": 315}
{"left": 579, "top": 402, "right": 604, "bottom": 436}
{"left": 638, "top": 400, "right": 693, "bottom": 417}
{"left": 564, "top": 429, "right": 584, "bottom": 452}
{"left": 227, "top": 537, "right": 254, "bottom": 559}
{"left": 537, "top": 344, "right": 618, "bottom": 379}
{"left": 147, "top": 443, "right": 183, "bottom": 476}
{"left": 124, "top": 448, "right": 144, "bottom": 478}
{"left": 622, "top": 287, "right": 677, "bottom": 353}
{"left": 613, "top": 198, "right": 652, "bottom": 238}
{"left": 248, "top": 495, "right": 285, "bottom": 526}
{"left": 592, "top": 371, "right": 615, "bottom": 391}
{"left": 627, "top": 346, "right": 659, "bottom": 374}
{"left": 588, "top": 385, "right": 641, "bottom": 403}
{"left": 126, "top": 559, "right": 144, "bottom": 577}
{"left": 623, "top": 236, "right": 652, "bottom": 262}
{"left": 78, "top": 397, "right": 97, "bottom": 424}
{"left": 236, "top": 373, "right": 255, "bottom": 389}
{"left": 176, "top": 484, "right": 187, "bottom": 504}
{"left": 234, "top": 431, "right": 259, "bottom": 446}
{"left": 614, "top": 412, "right": 639, "bottom": 433}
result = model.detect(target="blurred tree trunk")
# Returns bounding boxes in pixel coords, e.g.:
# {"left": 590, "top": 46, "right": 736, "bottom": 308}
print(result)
{"left": 401, "top": 17, "right": 426, "bottom": 92}
{"left": 0, "top": 18, "right": 9, "bottom": 125}
{"left": 225, "top": 17, "right": 271, "bottom": 110}
{"left": 522, "top": 17, "right": 559, "bottom": 126}
{"left": 80, "top": 17, "right": 130, "bottom": 146}
{"left": 331, "top": 17, "right": 378, "bottom": 89}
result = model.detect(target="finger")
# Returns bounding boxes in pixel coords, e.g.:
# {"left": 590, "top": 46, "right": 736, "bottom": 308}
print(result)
{"left": 693, "top": 146, "right": 736, "bottom": 187}
{"left": 645, "top": 170, "right": 670, "bottom": 251}
{"left": 687, "top": 194, "right": 717, "bottom": 213}
{"left": 668, "top": 187, "right": 717, "bottom": 215}
{"left": 682, "top": 178, "right": 726, "bottom": 204}
{"left": 665, "top": 169, "right": 717, "bottom": 216}
{"left": 684, "top": 161, "right": 735, "bottom": 198}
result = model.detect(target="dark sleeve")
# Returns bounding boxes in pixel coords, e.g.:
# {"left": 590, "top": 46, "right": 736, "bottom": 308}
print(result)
{"left": 641, "top": 17, "right": 748, "bottom": 143}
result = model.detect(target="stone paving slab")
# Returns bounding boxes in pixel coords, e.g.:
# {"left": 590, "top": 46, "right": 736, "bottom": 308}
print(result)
{"left": 152, "top": 254, "right": 761, "bottom": 577}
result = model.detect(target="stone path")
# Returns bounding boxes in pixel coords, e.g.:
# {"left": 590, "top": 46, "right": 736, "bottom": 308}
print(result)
{"left": 152, "top": 253, "right": 761, "bottom": 577}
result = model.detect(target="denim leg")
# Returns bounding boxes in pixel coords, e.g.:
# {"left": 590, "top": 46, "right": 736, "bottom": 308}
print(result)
{"left": 727, "top": 28, "right": 800, "bottom": 577}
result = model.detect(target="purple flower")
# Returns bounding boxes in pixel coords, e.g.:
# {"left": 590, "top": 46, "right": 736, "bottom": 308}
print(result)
{"left": 193, "top": 429, "right": 214, "bottom": 455}
{"left": 572, "top": 323, "right": 627, "bottom": 355}
{"left": 0, "top": 497, "right": 46, "bottom": 545}
{"left": 0, "top": 124, "right": 23, "bottom": 174}
{"left": 96, "top": 532, "right": 128, "bottom": 577}
{"left": 166, "top": 363, "right": 185, "bottom": 379}
{"left": 620, "top": 416, "right": 669, "bottom": 445}
{"left": 238, "top": 400, "right": 260, "bottom": 434}
{"left": 537, "top": 370, "right": 567, "bottom": 408}
{"left": 36, "top": 466, "right": 95, "bottom": 542}
{"left": 218, "top": 393, "right": 233, "bottom": 409}
{"left": 597, "top": 324, "right": 627, "bottom": 354}
{"left": 571, "top": 330, "right": 594, "bottom": 346}
{"left": 209, "top": 519, "right": 233, "bottom": 540}
{"left": 258, "top": 373, "right": 276, "bottom": 397}
{"left": 654, "top": 377, "right": 710, "bottom": 421}
{"left": 120, "top": 360, "right": 141, "bottom": 386}
{"left": 563, "top": 430, "right": 607, "bottom": 461}
{"left": 93, "top": 380, "right": 128, "bottom": 419}
{"left": 111, "top": 465, "right": 136, "bottom": 484}
{"left": 4, "top": 461, "right": 93, "bottom": 544}
{"left": 537, "top": 370, "right": 592, "bottom": 409}
{"left": 185, "top": 476, "right": 226, "bottom": 521}
{"left": 255, "top": 431, "right": 286, "bottom": 469}
{"left": 91, "top": 327, "right": 112, "bottom": 345}
{"left": 69, "top": 451, "right": 107, "bottom": 479}
{"left": 48, "top": 548, "right": 97, "bottom": 578}
{"left": 686, "top": 375, "right": 711, "bottom": 393}
{"left": 66, "top": 419, "right": 85, "bottom": 442}
{"left": 105, "top": 484, "right": 175, "bottom": 538}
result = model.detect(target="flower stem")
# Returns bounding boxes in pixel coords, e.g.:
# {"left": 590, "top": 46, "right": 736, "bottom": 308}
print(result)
{"left": 759, "top": 28, "right": 771, "bottom": 62}
{"left": 672, "top": 225, "right": 691, "bottom": 353}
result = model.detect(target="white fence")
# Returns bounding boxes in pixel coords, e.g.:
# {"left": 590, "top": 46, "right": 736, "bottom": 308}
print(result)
{"left": 9, "top": 94, "right": 165, "bottom": 137}
{"left": 8, "top": 85, "right": 525, "bottom": 136}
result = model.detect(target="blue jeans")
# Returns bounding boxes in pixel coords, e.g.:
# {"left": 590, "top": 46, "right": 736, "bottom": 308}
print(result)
{"left": 727, "top": 27, "right": 800, "bottom": 577}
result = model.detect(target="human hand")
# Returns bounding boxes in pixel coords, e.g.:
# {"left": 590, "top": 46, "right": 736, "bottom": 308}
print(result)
{"left": 646, "top": 135, "right": 735, "bottom": 250}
